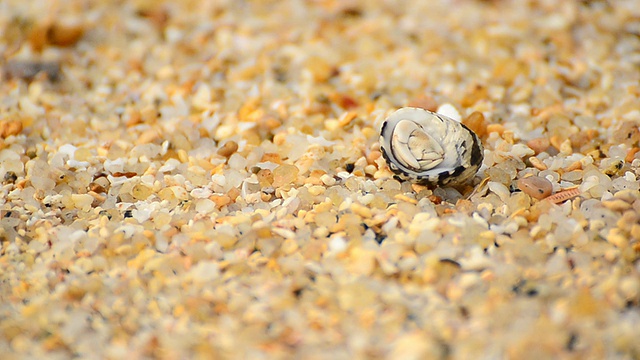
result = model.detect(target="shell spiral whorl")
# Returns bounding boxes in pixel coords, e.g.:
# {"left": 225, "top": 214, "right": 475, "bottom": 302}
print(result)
{"left": 379, "top": 107, "right": 483, "bottom": 186}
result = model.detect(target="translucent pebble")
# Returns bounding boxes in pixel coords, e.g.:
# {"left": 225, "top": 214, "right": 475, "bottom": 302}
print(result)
{"left": 67, "top": 159, "right": 90, "bottom": 168}
{"left": 19, "top": 96, "right": 45, "bottom": 117}
{"left": 611, "top": 177, "right": 640, "bottom": 191}
{"left": 187, "top": 261, "right": 220, "bottom": 282}
{"left": 223, "top": 170, "right": 245, "bottom": 192}
{"left": 170, "top": 186, "right": 189, "bottom": 200}
{"left": 554, "top": 218, "right": 579, "bottom": 246}
{"left": 284, "top": 134, "right": 309, "bottom": 161}
{"left": 537, "top": 213, "right": 553, "bottom": 231}
{"left": 315, "top": 212, "right": 337, "bottom": 227}
{"left": 130, "top": 144, "right": 163, "bottom": 159}
{"left": 580, "top": 199, "right": 617, "bottom": 227}
{"left": 195, "top": 199, "right": 216, "bottom": 213}
{"left": 485, "top": 167, "right": 511, "bottom": 185}
{"left": 607, "top": 145, "right": 628, "bottom": 159}
{"left": 433, "top": 187, "right": 463, "bottom": 202}
{"left": 153, "top": 212, "right": 172, "bottom": 229}
{"left": 211, "top": 174, "right": 226, "bottom": 187}
{"left": 359, "top": 193, "right": 375, "bottom": 205}
{"left": 31, "top": 176, "right": 56, "bottom": 191}
{"left": 382, "top": 216, "right": 398, "bottom": 234}
{"left": 624, "top": 171, "right": 637, "bottom": 182}
{"left": 184, "top": 169, "right": 207, "bottom": 187}
{"left": 158, "top": 159, "right": 181, "bottom": 173}
{"left": 559, "top": 180, "right": 576, "bottom": 188}
{"left": 245, "top": 147, "right": 264, "bottom": 166}
{"left": 140, "top": 174, "right": 155, "bottom": 187}
{"left": 506, "top": 192, "right": 530, "bottom": 211}
{"left": 104, "top": 158, "right": 125, "bottom": 174}
{"left": 561, "top": 170, "right": 583, "bottom": 182}
{"left": 132, "top": 184, "right": 153, "bottom": 200}
{"left": 510, "top": 144, "right": 535, "bottom": 158}
{"left": 325, "top": 186, "right": 346, "bottom": 206}
{"left": 538, "top": 170, "right": 560, "bottom": 183}
{"left": 381, "top": 179, "right": 401, "bottom": 191}
{"left": 580, "top": 155, "right": 594, "bottom": 166}
{"left": 363, "top": 180, "right": 378, "bottom": 193}
{"left": 71, "top": 194, "right": 93, "bottom": 211}
{"left": 589, "top": 184, "right": 608, "bottom": 198}
{"left": 345, "top": 177, "right": 361, "bottom": 191}
{"left": 50, "top": 152, "right": 65, "bottom": 168}
{"left": 0, "top": 149, "right": 21, "bottom": 163}
{"left": 496, "top": 160, "right": 520, "bottom": 180}
{"left": 579, "top": 176, "right": 598, "bottom": 194}
{"left": 192, "top": 84, "right": 212, "bottom": 110}
{"left": 307, "top": 134, "right": 335, "bottom": 147}
{"left": 73, "top": 148, "right": 92, "bottom": 162}
{"left": 228, "top": 153, "right": 247, "bottom": 170}
{"left": 488, "top": 181, "right": 510, "bottom": 202}
{"left": 59, "top": 144, "right": 78, "bottom": 158}
{"left": 272, "top": 164, "right": 299, "bottom": 187}
{"left": 155, "top": 235, "right": 169, "bottom": 253}
{"left": 547, "top": 158, "right": 564, "bottom": 171}
{"left": 582, "top": 166, "right": 611, "bottom": 183}
{"left": 1, "top": 160, "right": 24, "bottom": 176}
{"left": 241, "top": 179, "right": 261, "bottom": 198}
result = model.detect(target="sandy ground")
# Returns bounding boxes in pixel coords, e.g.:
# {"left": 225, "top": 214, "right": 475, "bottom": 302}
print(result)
{"left": 1, "top": 0, "right": 640, "bottom": 359}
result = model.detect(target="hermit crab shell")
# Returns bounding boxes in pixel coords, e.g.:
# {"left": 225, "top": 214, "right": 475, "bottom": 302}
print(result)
{"left": 379, "top": 107, "right": 484, "bottom": 186}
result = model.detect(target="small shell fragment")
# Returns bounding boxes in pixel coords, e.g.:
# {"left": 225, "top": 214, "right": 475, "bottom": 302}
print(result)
{"left": 545, "top": 187, "right": 581, "bottom": 204}
{"left": 517, "top": 176, "right": 553, "bottom": 200}
{"left": 379, "top": 107, "right": 484, "bottom": 186}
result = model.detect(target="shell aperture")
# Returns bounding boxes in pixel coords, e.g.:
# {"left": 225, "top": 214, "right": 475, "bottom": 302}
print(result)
{"left": 391, "top": 119, "right": 445, "bottom": 171}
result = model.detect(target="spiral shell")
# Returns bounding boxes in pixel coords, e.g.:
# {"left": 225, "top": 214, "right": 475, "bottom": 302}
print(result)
{"left": 379, "top": 107, "right": 484, "bottom": 186}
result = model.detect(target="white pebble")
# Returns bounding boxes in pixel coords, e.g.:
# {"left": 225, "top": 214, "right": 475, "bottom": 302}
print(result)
{"left": 132, "top": 208, "right": 152, "bottom": 223}
{"left": 510, "top": 144, "right": 535, "bottom": 158}
{"left": 435, "top": 103, "right": 461, "bottom": 121}
{"left": 195, "top": 199, "right": 216, "bottom": 213}
{"left": 59, "top": 144, "right": 78, "bottom": 159}
{"left": 320, "top": 174, "right": 336, "bottom": 186}
{"left": 624, "top": 171, "right": 637, "bottom": 182}
{"left": 211, "top": 174, "right": 226, "bottom": 187}
{"left": 307, "top": 134, "right": 336, "bottom": 147}
{"left": 104, "top": 158, "right": 125, "bottom": 174}
{"left": 190, "top": 187, "right": 213, "bottom": 199}
{"left": 329, "top": 236, "right": 348, "bottom": 253}
{"left": 159, "top": 159, "right": 181, "bottom": 172}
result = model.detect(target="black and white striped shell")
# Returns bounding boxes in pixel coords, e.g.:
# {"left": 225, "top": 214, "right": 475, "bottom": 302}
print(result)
{"left": 379, "top": 107, "right": 483, "bottom": 186}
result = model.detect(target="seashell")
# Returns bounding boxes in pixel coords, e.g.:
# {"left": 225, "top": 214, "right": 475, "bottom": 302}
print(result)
{"left": 379, "top": 107, "right": 484, "bottom": 186}
{"left": 545, "top": 187, "right": 581, "bottom": 204}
